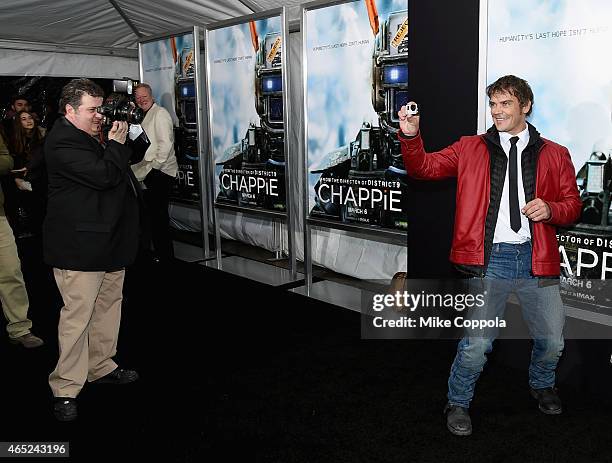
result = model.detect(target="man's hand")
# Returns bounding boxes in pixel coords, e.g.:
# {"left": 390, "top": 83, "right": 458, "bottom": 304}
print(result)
{"left": 398, "top": 102, "right": 420, "bottom": 137}
{"left": 11, "top": 167, "right": 27, "bottom": 174}
{"left": 522, "top": 198, "right": 551, "bottom": 222}
{"left": 108, "top": 121, "right": 129, "bottom": 145}
{"left": 15, "top": 178, "right": 32, "bottom": 191}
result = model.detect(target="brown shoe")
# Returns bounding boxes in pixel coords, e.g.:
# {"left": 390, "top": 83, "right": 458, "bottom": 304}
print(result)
{"left": 10, "top": 332, "right": 44, "bottom": 348}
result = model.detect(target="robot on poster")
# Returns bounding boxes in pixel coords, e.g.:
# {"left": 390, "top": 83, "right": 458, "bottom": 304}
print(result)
{"left": 209, "top": 16, "right": 286, "bottom": 212}
{"left": 141, "top": 33, "right": 199, "bottom": 202}
{"left": 306, "top": 0, "right": 408, "bottom": 231}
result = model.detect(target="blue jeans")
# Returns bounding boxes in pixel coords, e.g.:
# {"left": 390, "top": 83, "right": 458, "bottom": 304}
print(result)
{"left": 447, "top": 242, "right": 565, "bottom": 408}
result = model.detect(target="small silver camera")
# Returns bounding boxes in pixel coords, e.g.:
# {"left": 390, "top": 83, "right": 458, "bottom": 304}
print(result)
{"left": 405, "top": 102, "right": 419, "bottom": 116}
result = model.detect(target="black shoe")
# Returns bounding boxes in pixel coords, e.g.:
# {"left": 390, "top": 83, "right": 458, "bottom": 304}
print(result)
{"left": 53, "top": 398, "right": 77, "bottom": 422}
{"left": 92, "top": 368, "right": 139, "bottom": 385}
{"left": 530, "top": 387, "right": 562, "bottom": 415}
{"left": 9, "top": 332, "right": 44, "bottom": 348}
{"left": 444, "top": 402, "right": 472, "bottom": 436}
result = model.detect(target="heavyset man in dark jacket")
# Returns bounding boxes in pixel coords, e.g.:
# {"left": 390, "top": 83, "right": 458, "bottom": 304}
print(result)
{"left": 399, "top": 75, "right": 581, "bottom": 436}
{"left": 44, "top": 78, "right": 140, "bottom": 421}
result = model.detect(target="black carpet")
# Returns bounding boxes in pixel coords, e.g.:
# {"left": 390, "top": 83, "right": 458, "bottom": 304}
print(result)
{"left": 2, "top": 256, "right": 612, "bottom": 462}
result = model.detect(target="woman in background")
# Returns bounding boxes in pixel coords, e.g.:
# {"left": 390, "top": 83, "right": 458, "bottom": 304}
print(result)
{"left": 5, "top": 110, "right": 47, "bottom": 252}
{"left": 7, "top": 109, "right": 54, "bottom": 307}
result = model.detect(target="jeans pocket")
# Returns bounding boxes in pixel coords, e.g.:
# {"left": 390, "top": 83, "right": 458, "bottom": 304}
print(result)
{"left": 538, "top": 277, "right": 560, "bottom": 288}
{"left": 466, "top": 276, "right": 486, "bottom": 294}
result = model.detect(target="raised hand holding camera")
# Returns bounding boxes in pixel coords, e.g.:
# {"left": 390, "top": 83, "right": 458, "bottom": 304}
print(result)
{"left": 96, "top": 96, "right": 143, "bottom": 126}
{"left": 108, "top": 121, "right": 128, "bottom": 144}
{"left": 398, "top": 102, "right": 419, "bottom": 137}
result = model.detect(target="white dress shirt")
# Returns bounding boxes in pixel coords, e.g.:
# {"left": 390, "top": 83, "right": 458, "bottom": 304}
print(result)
{"left": 493, "top": 125, "right": 531, "bottom": 244}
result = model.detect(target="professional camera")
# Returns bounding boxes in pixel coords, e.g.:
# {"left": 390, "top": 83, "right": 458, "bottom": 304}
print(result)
{"left": 96, "top": 95, "right": 143, "bottom": 125}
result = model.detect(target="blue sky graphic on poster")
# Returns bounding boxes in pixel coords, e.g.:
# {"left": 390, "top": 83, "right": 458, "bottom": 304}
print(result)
{"left": 486, "top": 0, "right": 612, "bottom": 171}
{"left": 305, "top": 0, "right": 406, "bottom": 210}
{"left": 208, "top": 16, "right": 281, "bottom": 195}
{"left": 141, "top": 33, "right": 194, "bottom": 127}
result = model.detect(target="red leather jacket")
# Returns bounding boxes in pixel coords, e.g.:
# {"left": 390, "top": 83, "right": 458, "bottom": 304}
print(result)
{"left": 399, "top": 126, "right": 582, "bottom": 276}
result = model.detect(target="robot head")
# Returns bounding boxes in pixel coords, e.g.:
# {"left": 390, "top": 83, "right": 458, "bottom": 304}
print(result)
{"left": 179, "top": 48, "right": 195, "bottom": 79}
{"left": 254, "top": 32, "right": 284, "bottom": 131}
{"left": 175, "top": 47, "right": 197, "bottom": 131}
{"left": 592, "top": 138, "right": 612, "bottom": 160}
{"left": 372, "top": 10, "right": 408, "bottom": 128}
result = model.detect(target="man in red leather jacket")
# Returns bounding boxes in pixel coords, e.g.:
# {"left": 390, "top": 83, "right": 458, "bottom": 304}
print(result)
{"left": 398, "top": 75, "right": 581, "bottom": 436}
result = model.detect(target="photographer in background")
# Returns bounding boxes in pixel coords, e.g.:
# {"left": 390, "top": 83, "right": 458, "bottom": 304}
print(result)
{"left": 44, "top": 78, "right": 140, "bottom": 422}
{"left": 131, "top": 83, "right": 178, "bottom": 264}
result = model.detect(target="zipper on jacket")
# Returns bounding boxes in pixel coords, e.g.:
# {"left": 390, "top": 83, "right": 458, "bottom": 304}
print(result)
{"left": 530, "top": 142, "right": 546, "bottom": 275}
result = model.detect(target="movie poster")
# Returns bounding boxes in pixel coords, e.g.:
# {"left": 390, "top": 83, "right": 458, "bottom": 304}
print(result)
{"left": 485, "top": 0, "right": 612, "bottom": 310}
{"left": 305, "top": 0, "right": 408, "bottom": 231}
{"left": 140, "top": 31, "right": 200, "bottom": 203}
{"left": 207, "top": 15, "right": 287, "bottom": 213}
{"left": 558, "top": 230, "right": 612, "bottom": 311}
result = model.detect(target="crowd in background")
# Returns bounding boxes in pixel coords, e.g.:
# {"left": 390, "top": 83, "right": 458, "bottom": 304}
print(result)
{"left": 0, "top": 78, "right": 179, "bottom": 421}
{"left": 0, "top": 94, "right": 49, "bottom": 350}
{"left": 0, "top": 82, "right": 176, "bottom": 352}
{"left": 1, "top": 95, "right": 48, "bottom": 246}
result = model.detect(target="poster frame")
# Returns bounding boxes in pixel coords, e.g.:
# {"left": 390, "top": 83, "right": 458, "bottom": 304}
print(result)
{"left": 300, "top": 0, "right": 408, "bottom": 289}
{"left": 302, "top": 0, "right": 409, "bottom": 241}
{"left": 204, "top": 7, "right": 297, "bottom": 276}
{"left": 477, "top": 0, "right": 612, "bottom": 327}
{"left": 138, "top": 26, "right": 212, "bottom": 259}
{"left": 477, "top": 0, "right": 489, "bottom": 134}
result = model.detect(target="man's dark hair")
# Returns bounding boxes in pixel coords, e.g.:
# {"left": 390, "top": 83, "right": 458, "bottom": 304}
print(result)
{"left": 486, "top": 75, "right": 534, "bottom": 117}
{"left": 11, "top": 94, "right": 29, "bottom": 105}
{"left": 59, "top": 78, "right": 104, "bottom": 114}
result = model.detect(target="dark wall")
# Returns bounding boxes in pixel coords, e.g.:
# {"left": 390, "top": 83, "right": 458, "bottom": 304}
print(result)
{"left": 407, "top": 0, "right": 480, "bottom": 278}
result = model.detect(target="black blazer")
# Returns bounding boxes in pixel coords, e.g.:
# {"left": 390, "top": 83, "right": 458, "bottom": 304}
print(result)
{"left": 43, "top": 117, "right": 140, "bottom": 271}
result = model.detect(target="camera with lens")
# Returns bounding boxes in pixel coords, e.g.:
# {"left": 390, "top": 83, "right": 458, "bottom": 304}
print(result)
{"left": 96, "top": 95, "right": 143, "bottom": 126}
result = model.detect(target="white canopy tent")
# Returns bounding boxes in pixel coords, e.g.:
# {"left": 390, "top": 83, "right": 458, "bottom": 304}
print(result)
{"left": 0, "top": 0, "right": 306, "bottom": 77}
{"left": 0, "top": 0, "right": 407, "bottom": 280}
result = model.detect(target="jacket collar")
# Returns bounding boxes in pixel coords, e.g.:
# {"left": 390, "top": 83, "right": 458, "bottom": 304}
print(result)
{"left": 483, "top": 121, "right": 543, "bottom": 150}
{"left": 142, "top": 103, "right": 157, "bottom": 122}
{"left": 58, "top": 116, "right": 102, "bottom": 147}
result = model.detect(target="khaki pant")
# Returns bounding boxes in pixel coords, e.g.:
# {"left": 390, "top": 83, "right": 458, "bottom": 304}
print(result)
{"left": 0, "top": 214, "right": 32, "bottom": 339}
{"left": 49, "top": 269, "right": 125, "bottom": 398}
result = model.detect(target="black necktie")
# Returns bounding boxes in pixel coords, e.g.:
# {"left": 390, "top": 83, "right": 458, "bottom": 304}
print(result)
{"left": 508, "top": 136, "right": 521, "bottom": 233}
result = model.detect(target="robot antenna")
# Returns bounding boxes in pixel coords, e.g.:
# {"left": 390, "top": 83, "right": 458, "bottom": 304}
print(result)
{"left": 365, "top": 0, "right": 380, "bottom": 36}
{"left": 249, "top": 21, "right": 259, "bottom": 53}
